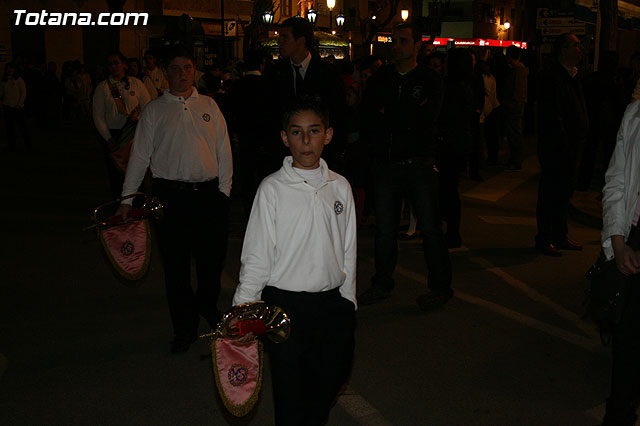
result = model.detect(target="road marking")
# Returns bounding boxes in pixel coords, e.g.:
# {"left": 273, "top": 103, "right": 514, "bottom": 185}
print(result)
{"left": 469, "top": 257, "right": 599, "bottom": 338}
{"left": 462, "top": 156, "right": 538, "bottom": 202}
{"left": 393, "top": 265, "right": 600, "bottom": 351}
{"left": 478, "top": 215, "right": 537, "bottom": 226}
{"left": 337, "top": 386, "right": 394, "bottom": 426}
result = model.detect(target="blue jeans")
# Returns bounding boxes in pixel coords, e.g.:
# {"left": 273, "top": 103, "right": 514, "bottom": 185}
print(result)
{"left": 372, "top": 160, "right": 452, "bottom": 291}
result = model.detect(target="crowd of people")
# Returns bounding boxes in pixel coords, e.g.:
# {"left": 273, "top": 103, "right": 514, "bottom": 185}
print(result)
{"left": 4, "top": 15, "right": 640, "bottom": 425}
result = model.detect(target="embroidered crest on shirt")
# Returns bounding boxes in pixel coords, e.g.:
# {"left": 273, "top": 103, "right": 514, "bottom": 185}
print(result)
{"left": 228, "top": 363, "right": 249, "bottom": 386}
{"left": 412, "top": 86, "right": 423, "bottom": 100}
{"left": 334, "top": 201, "right": 344, "bottom": 215}
{"left": 203, "top": 113, "right": 211, "bottom": 122}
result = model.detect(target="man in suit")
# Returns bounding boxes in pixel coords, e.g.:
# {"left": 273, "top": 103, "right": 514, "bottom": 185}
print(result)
{"left": 535, "top": 33, "right": 588, "bottom": 256}
{"left": 265, "top": 17, "right": 346, "bottom": 170}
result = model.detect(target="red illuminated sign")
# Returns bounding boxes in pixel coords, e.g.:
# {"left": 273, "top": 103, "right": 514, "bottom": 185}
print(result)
{"left": 426, "top": 37, "right": 527, "bottom": 49}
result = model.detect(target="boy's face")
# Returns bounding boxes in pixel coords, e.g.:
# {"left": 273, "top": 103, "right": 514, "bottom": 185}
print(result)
{"left": 281, "top": 110, "right": 333, "bottom": 170}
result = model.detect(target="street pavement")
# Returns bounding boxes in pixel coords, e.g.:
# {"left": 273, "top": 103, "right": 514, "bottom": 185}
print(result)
{"left": 0, "top": 115, "right": 612, "bottom": 426}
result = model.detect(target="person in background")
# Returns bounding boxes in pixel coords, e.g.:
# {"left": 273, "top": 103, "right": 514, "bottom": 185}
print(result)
{"left": 92, "top": 51, "right": 151, "bottom": 198}
{"left": 501, "top": 45, "right": 528, "bottom": 171}
{"left": 128, "top": 57, "right": 157, "bottom": 101}
{"left": 143, "top": 50, "right": 168, "bottom": 97}
{"left": 0, "top": 62, "right": 31, "bottom": 151}
{"left": 358, "top": 22, "right": 452, "bottom": 310}
{"left": 535, "top": 33, "right": 587, "bottom": 257}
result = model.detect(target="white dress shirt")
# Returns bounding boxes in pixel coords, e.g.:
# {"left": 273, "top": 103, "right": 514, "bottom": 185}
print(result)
{"left": 233, "top": 157, "right": 357, "bottom": 308}
{"left": 147, "top": 67, "right": 168, "bottom": 93}
{"left": 92, "top": 77, "right": 151, "bottom": 141}
{"left": 122, "top": 88, "right": 233, "bottom": 200}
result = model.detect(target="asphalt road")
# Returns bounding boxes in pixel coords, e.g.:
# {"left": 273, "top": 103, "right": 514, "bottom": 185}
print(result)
{"left": 0, "top": 117, "right": 610, "bottom": 426}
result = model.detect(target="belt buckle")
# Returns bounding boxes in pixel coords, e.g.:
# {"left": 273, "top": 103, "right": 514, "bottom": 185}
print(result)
{"left": 192, "top": 182, "right": 199, "bottom": 191}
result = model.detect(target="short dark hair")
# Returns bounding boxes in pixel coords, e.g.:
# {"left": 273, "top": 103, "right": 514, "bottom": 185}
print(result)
{"left": 552, "top": 33, "right": 577, "bottom": 59}
{"left": 166, "top": 45, "right": 194, "bottom": 65}
{"left": 394, "top": 22, "right": 422, "bottom": 43}
{"left": 143, "top": 50, "right": 155, "bottom": 58}
{"left": 282, "top": 95, "right": 330, "bottom": 130}
{"left": 281, "top": 17, "right": 315, "bottom": 52}
{"left": 505, "top": 45, "right": 521, "bottom": 60}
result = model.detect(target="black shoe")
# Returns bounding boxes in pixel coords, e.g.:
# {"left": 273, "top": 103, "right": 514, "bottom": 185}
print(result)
{"left": 416, "top": 289, "right": 454, "bottom": 312}
{"left": 535, "top": 243, "right": 562, "bottom": 257}
{"left": 469, "top": 173, "right": 484, "bottom": 182}
{"left": 170, "top": 335, "right": 197, "bottom": 354}
{"left": 358, "top": 286, "right": 391, "bottom": 305}
{"left": 554, "top": 238, "right": 582, "bottom": 251}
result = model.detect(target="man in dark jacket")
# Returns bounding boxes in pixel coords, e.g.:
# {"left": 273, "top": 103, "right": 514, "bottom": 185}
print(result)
{"left": 535, "top": 33, "right": 588, "bottom": 256}
{"left": 358, "top": 22, "right": 453, "bottom": 311}
{"left": 265, "top": 17, "right": 346, "bottom": 170}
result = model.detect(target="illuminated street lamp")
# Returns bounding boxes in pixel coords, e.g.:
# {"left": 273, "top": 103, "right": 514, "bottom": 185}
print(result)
{"left": 307, "top": 8, "right": 317, "bottom": 24}
{"left": 401, "top": 9, "right": 409, "bottom": 21}
{"left": 504, "top": 21, "right": 511, "bottom": 29}
{"left": 327, "top": 0, "right": 335, "bottom": 29}
{"left": 336, "top": 12, "right": 345, "bottom": 28}
{"left": 262, "top": 9, "right": 274, "bottom": 25}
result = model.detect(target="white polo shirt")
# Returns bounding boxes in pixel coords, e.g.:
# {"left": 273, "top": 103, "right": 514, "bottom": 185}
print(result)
{"left": 121, "top": 87, "right": 233, "bottom": 199}
{"left": 147, "top": 67, "right": 168, "bottom": 92}
{"left": 92, "top": 77, "right": 151, "bottom": 141}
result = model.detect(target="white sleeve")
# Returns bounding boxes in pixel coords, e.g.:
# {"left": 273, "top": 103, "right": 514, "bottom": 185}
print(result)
{"left": 233, "top": 182, "right": 277, "bottom": 306}
{"left": 339, "top": 182, "right": 358, "bottom": 309}
{"left": 213, "top": 102, "right": 233, "bottom": 196}
{"left": 121, "top": 106, "right": 154, "bottom": 204}
{"left": 602, "top": 108, "right": 631, "bottom": 258}
{"left": 92, "top": 84, "right": 112, "bottom": 141}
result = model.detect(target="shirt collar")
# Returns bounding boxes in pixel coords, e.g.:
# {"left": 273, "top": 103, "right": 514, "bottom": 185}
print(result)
{"left": 290, "top": 52, "right": 312, "bottom": 77}
{"left": 282, "top": 156, "right": 336, "bottom": 184}
{"left": 163, "top": 86, "right": 200, "bottom": 101}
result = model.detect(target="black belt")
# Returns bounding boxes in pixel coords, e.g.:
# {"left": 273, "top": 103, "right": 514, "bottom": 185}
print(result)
{"left": 153, "top": 177, "right": 219, "bottom": 192}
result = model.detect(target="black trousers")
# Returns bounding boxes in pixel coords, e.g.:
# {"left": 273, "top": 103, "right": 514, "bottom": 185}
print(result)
{"left": 153, "top": 179, "right": 229, "bottom": 339}
{"left": 262, "top": 286, "right": 355, "bottom": 426}
{"left": 371, "top": 160, "right": 452, "bottom": 291}
{"left": 604, "top": 276, "right": 640, "bottom": 425}
{"left": 535, "top": 166, "right": 573, "bottom": 246}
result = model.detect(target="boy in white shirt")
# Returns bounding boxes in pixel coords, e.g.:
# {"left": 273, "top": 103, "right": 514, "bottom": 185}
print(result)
{"left": 232, "top": 96, "right": 357, "bottom": 425}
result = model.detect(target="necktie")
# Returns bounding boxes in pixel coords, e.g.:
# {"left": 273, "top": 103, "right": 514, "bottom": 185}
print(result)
{"left": 293, "top": 64, "right": 304, "bottom": 96}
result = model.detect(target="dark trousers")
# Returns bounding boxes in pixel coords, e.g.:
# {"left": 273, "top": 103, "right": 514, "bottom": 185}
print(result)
{"left": 535, "top": 167, "right": 572, "bottom": 246}
{"left": 3, "top": 106, "right": 32, "bottom": 151}
{"left": 503, "top": 104, "right": 524, "bottom": 167}
{"left": 438, "top": 152, "right": 464, "bottom": 239}
{"left": 485, "top": 110, "right": 501, "bottom": 163}
{"left": 262, "top": 286, "right": 355, "bottom": 426}
{"left": 153, "top": 179, "right": 229, "bottom": 338}
{"left": 603, "top": 276, "right": 640, "bottom": 425}
{"left": 372, "top": 161, "right": 452, "bottom": 291}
